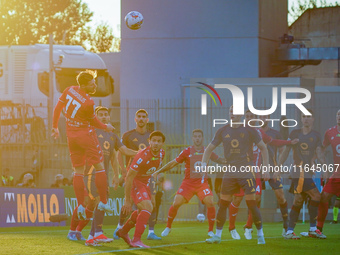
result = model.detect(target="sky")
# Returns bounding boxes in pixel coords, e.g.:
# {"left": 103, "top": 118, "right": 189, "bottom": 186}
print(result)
{"left": 83, "top": 0, "right": 339, "bottom": 37}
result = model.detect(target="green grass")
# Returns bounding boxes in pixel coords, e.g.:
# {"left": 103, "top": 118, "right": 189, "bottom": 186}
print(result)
{"left": 0, "top": 222, "right": 339, "bottom": 255}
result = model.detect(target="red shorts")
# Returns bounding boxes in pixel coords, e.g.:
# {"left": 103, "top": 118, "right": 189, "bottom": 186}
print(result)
{"left": 323, "top": 178, "right": 340, "bottom": 196}
{"left": 131, "top": 179, "right": 151, "bottom": 205}
{"left": 67, "top": 129, "right": 103, "bottom": 167}
{"left": 176, "top": 180, "right": 213, "bottom": 203}
{"left": 234, "top": 177, "right": 262, "bottom": 197}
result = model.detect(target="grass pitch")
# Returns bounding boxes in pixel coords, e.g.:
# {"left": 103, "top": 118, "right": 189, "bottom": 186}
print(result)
{"left": 0, "top": 222, "right": 339, "bottom": 255}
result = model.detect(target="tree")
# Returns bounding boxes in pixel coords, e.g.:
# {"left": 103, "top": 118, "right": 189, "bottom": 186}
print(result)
{"left": 289, "top": 0, "right": 340, "bottom": 25}
{"left": 0, "top": 0, "right": 120, "bottom": 52}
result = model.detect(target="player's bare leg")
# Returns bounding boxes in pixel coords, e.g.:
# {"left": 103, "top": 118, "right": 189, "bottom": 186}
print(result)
{"left": 244, "top": 193, "right": 265, "bottom": 244}
{"left": 206, "top": 194, "right": 232, "bottom": 244}
{"left": 229, "top": 196, "right": 243, "bottom": 239}
{"left": 286, "top": 193, "right": 305, "bottom": 239}
{"left": 162, "top": 194, "right": 186, "bottom": 237}
{"left": 244, "top": 194, "right": 261, "bottom": 239}
{"left": 274, "top": 189, "right": 289, "bottom": 235}
{"left": 303, "top": 188, "right": 326, "bottom": 238}
{"left": 202, "top": 195, "right": 216, "bottom": 237}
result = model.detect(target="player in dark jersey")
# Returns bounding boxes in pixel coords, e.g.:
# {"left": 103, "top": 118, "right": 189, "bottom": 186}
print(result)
{"left": 52, "top": 70, "right": 114, "bottom": 220}
{"left": 151, "top": 129, "right": 226, "bottom": 237}
{"left": 204, "top": 106, "right": 269, "bottom": 245}
{"left": 114, "top": 109, "right": 161, "bottom": 240}
{"left": 317, "top": 109, "right": 340, "bottom": 233}
{"left": 226, "top": 111, "right": 298, "bottom": 240}
{"left": 117, "top": 131, "right": 165, "bottom": 248}
{"left": 279, "top": 109, "right": 326, "bottom": 239}
{"left": 66, "top": 107, "right": 137, "bottom": 246}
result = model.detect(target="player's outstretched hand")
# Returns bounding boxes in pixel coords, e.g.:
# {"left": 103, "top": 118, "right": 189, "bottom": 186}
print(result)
{"left": 51, "top": 128, "right": 59, "bottom": 140}
{"left": 106, "top": 123, "right": 115, "bottom": 132}
{"left": 122, "top": 199, "right": 132, "bottom": 214}
{"left": 291, "top": 138, "right": 299, "bottom": 145}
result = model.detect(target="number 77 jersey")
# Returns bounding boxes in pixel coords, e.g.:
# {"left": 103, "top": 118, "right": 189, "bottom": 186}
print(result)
{"left": 59, "top": 86, "right": 96, "bottom": 133}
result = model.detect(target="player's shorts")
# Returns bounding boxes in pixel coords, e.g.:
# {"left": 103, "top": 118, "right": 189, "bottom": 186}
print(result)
{"left": 84, "top": 170, "right": 98, "bottom": 200}
{"left": 176, "top": 179, "right": 213, "bottom": 203}
{"left": 221, "top": 171, "right": 257, "bottom": 196}
{"left": 322, "top": 178, "right": 340, "bottom": 197}
{"left": 268, "top": 176, "right": 283, "bottom": 190}
{"left": 234, "top": 175, "right": 262, "bottom": 197}
{"left": 67, "top": 129, "right": 104, "bottom": 167}
{"left": 131, "top": 179, "right": 151, "bottom": 205}
{"left": 291, "top": 177, "right": 316, "bottom": 194}
{"left": 149, "top": 176, "right": 156, "bottom": 196}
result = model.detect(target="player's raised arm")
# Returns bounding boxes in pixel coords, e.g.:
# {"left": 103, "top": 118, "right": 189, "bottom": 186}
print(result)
{"left": 257, "top": 140, "right": 270, "bottom": 181}
{"left": 202, "top": 143, "right": 217, "bottom": 165}
{"left": 51, "top": 100, "right": 65, "bottom": 139}
{"left": 119, "top": 145, "right": 138, "bottom": 157}
{"left": 152, "top": 159, "right": 179, "bottom": 177}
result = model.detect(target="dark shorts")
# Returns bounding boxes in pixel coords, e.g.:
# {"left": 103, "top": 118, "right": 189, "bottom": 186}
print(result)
{"left": 268, "top": 176, "right": 283, "bottom": 190}
{"left": 84, "top": 168, "right": 98, "bottom": 199}
{"left": 291, "top": 178, "right": 316, "bottom": 194}
{"left": 84, "top": 166, "right": 109, "bottom": 199}
{"left": 149, "top": 176, "right": 156, "bottom": 196}
{"left": 221, "top": 171, "right": 256, "bottom": 196}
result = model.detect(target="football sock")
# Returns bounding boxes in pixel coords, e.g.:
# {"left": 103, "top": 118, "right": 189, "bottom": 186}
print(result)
{"left": 120, "top": 210, "right": 138, "bottom": 234}
{"left": 148, "top": 230, "right": 154, "bottom": 235}
{"left": 73, "top": 174, "right": 85, "bottom": 206}
{"left": 167, "top": 205, "right": 179, "bottom": 228}
{"left": 309, "top": 200, "right": 320, "bottom": 228}
{"left": 317, "top": 202, "right": 328, "bottom": 230}
{"left": 148, "top": 208, "right": 157, "bottom": 231}
{"left": 207, "top": 206, "right": 216, "bottom": 232}
{"left": 76, "top": 207, "right": 93, "bottom": 232}
{"left": 333, "top": 206, "right": 339, "bottom": 221}
{"left": 94, "top": 209, "right": 105, "bottom": 233}
{"left": 228, "top": 202, "right": 239, "bottom": 231}
{"left": 216, "top": 229, "right": 223, "bottom": 238}
{"left": 216, "top": 199, "right": 231, "bottom": 231}
{"left": 279, "top": 201, "right": 289, "bottom": 230}
{"left": 246, "top": 200, "right": 262, "bottom": 231}
{"left": 288, "top": 204, "right": 302, "bottom": 231}
{"left": 90, "top": 214, "right": 95, "bottom": 237}
{"left": 95, "top": 170, "right": 108, "bottom": 204}
{"left": 257, "top": 228, "right": 264, "bottom": 236}
{"left": 70, "top": 206, "right": 80, "bottom": 231}
{"left": 133, "top": 210, "right": 152, "bottom": 242}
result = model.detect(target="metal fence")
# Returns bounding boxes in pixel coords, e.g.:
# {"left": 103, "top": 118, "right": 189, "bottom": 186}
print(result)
{"left": 0, "top": 92, "right": 339, "bottom": 221}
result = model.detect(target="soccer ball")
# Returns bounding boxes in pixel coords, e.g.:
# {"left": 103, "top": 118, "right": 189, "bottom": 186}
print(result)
{"left": 125, "top": 11, "right": 144, "bottom": 30}
{"left": 197, "top": 213, "right": 206, "bottom": 222}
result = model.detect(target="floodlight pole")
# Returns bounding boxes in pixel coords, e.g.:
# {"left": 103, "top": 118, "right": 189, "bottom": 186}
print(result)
{"left": 48, "top": 34, "right": 54, "bottom": 135}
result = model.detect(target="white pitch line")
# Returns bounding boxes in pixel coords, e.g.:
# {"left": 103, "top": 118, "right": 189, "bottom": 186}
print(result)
{"left": 0, "top": 226, "right": 196, "bottom": 235}
{"left": 77, "top": 236, "right": 283, "bottom": 255}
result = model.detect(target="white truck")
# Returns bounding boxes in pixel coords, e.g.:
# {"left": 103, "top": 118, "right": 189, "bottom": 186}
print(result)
{"left": 0, "top": 44, "right": 114, "bottom": 143}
